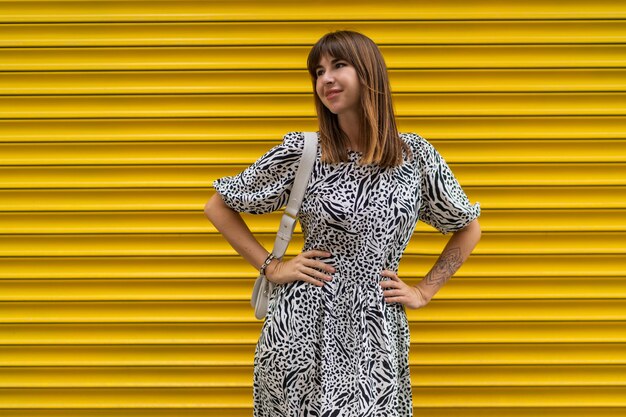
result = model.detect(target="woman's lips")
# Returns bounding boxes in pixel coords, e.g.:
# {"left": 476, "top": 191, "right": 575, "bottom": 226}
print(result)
{"left": 326, "top": 91, "right": 341, "bottom": 99}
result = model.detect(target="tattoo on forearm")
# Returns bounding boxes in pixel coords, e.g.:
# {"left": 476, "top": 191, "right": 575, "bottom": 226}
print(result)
{"left": 424, "top": 246, "right": 463, "bottom": 288}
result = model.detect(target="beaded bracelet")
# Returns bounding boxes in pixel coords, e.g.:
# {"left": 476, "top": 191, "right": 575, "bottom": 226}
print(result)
{"left": 259, "top": 253, "right": 276, "bottom": 277}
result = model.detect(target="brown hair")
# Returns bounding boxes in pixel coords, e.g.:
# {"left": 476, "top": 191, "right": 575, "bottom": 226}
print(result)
{"left": 306, "top": 30, "right": 412, "bottom": 167}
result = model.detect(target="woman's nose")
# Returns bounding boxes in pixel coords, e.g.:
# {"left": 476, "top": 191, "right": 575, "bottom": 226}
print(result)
{"left": 321, "top": 72, "right": 335, "bottom": 83}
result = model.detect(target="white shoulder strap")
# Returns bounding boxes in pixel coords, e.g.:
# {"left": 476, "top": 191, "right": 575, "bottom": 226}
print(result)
{"left": 272, "top": 131, "right": 318, "bottom": 258}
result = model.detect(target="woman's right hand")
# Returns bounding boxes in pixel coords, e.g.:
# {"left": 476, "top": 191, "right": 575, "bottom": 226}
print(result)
{"left": 265, "top": 250, "right": 335, "bottom": 287}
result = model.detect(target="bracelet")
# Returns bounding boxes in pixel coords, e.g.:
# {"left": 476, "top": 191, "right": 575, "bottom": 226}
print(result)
{"left": 259, "top": 253, "right": 276, "bottom": 277}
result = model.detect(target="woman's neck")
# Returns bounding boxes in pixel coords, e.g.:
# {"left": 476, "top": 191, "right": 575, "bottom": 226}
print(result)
{"left": 338, "top": 114, "right": 363, "bottom": 152}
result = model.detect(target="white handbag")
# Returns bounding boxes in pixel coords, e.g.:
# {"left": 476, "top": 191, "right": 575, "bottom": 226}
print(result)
{"left": 251, "top": 131, "right": 319, "bottom": 320}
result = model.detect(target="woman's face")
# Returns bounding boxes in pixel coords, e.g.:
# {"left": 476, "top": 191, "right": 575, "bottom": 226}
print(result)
{"left": 315, "top": 54, "right": 361, "bottom": 115}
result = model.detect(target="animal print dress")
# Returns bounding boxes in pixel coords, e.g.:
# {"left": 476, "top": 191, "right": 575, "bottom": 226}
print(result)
{"left": 213, "top": 131, "right": 481, "bottom": 417}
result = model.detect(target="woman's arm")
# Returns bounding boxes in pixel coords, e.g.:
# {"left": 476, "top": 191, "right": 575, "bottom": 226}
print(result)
{"left": 205, "top": 193, "right": 334, "bottom": 285}
{"left": 204, "top": 193, "right": 273, "bottom": 274}
{"left": 414, "top": 219, "right": 482, "bottom": 302}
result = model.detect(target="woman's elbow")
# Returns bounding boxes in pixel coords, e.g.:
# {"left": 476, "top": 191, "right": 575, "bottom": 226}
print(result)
{"left": 205, "top": 193, "right": 224, "bottom": 222}
{"left": 470, "top": 218, "right": 481, "bottom": 239}
{"left": 457, "top": 218, "right": 481, "bottom": 238}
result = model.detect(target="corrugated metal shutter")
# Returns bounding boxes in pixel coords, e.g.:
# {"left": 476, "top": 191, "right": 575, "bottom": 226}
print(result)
{"left": 1, "top": 1, "right": 625, "bottom": 415}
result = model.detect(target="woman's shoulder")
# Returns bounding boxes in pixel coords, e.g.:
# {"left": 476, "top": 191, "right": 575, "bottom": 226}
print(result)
{"left": 399, "top": 132, "right": 437, "bottom": 161}
{"left": 400, "top": 131, "right": 432, "bottom": 149}
{"left": 280, "top": 131, "right": 313, "bottom": 153}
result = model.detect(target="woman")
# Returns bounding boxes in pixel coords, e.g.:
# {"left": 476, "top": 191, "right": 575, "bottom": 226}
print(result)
{"left": 206, "top": 30, "right": 481, "bottom": 417}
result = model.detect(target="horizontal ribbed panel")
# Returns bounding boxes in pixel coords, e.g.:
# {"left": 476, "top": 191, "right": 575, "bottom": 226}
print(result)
{"left": 1, "top": 0, "right": 625, "bottom": 22}
{"left": 2, "top": 46, "right": 625, "bottom": 71}
{"left": 1, "top": 164, "right": 624, "bottom": 186}
{"left": 1, "top": 322, "right": 626, "bottom": 343}
{"left": 1, "top": 0, "right": 625, "bottom": 415}
{"left": 1, "top": 275, "right": 626, "bottom": 300}
{"left": 0, "top": 408, "right": 624, "bottom": 417}
{"left": 2, "top": 300, "right": 626, "bottom": 322}
{"left": 1, "top": 21, "right": 625, "bottom": 46}
{"left": 0, "top": 117, "right": 624, "bottom": 140}
{"left": 0, "top": 187, "right": 624, "bottom": 209}
{"left": 4, "top": 364, "right": 626, "bottom": 386}
{"left": 1, "top": 140, "right": 626, "bottom": 163}
{"left": 0, "top": 254, "right": 623, "bottom": 278}
{"left": 0, "top": 93, "right": 624, "bottom": 118}
{"left": 0, "top": 233, "right": 625, "bottom": 255}
{"left": 1, "top": 70, "right": 625, "bottom": 95}
{"left": 1, "top": 386, "right": 625, "bottom": 408}
{"left": 0, "top": 343, "right": 625, "bottom": 365}
{"left": 0, "top": 209, "right": 624, "bottom": 232}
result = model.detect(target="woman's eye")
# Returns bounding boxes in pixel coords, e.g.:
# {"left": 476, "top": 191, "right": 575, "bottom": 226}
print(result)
{"left": 316, "top": 63, "right": 345, "bottom": 76}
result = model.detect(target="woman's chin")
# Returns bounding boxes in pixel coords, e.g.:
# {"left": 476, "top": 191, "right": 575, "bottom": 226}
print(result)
{"left": 325, "top": 104, "right": 344, "bottom": 115}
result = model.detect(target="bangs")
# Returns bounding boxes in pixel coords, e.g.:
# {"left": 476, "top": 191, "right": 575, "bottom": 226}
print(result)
{"left": 307, "top": 37, "right": 353, "bottom": 79}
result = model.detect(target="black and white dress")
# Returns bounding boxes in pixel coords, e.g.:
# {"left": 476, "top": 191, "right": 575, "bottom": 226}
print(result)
{"left": 213, "top": 131, "right": 481, "bottom": 417}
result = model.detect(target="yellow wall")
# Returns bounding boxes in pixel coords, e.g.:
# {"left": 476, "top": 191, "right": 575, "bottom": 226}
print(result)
{"left": 0, "top": 1, "right": 625, "bottom": 415}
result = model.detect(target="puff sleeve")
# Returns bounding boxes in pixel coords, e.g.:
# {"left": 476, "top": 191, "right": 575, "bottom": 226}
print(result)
{"left": 414, "top": 134, "right": 481, "bottom": 235}
{"left": 212, "top": 131, "right": 304, "bottom": 214}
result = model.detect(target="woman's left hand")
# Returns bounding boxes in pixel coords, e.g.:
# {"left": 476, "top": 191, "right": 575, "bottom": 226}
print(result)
{"left": 380, "top": 270, "right": 429, "bottom": 309}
